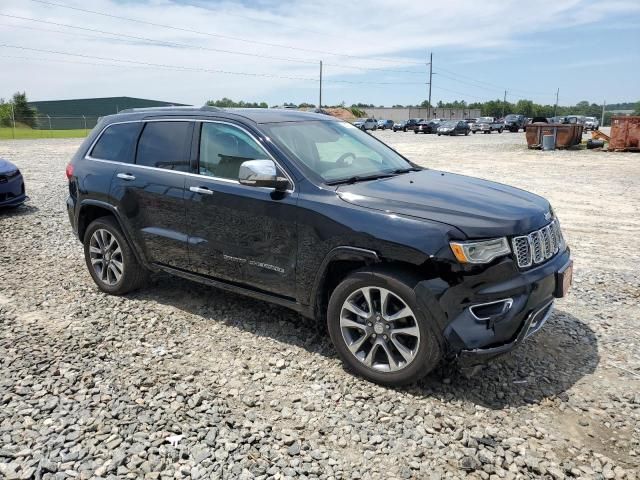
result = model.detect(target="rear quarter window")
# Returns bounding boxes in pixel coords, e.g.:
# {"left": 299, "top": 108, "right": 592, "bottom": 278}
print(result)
{"left": 90, "top": 122, "right": 141, "bottom": 163}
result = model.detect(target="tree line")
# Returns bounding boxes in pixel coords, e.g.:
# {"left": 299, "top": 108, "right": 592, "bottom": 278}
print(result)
{"left": 0, "top": 92, "right": 38, "bottom": 127}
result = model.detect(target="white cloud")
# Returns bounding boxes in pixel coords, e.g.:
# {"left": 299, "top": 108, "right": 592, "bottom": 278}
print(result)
{"left": 0, "top": 0, "right": 637, "bottom": 105}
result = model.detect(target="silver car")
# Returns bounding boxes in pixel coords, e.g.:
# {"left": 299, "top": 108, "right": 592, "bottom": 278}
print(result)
{"left": 584, "top": 116, "right": 600, "bottom": 131}
{"left": 353, "top": 118, "right": 378, "bottom": 131}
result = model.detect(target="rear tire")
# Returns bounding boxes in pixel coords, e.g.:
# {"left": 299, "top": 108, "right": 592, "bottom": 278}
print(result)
{"left": 327, "top": 268, "right": 442, "bottom": 386}
{"left": 83, "top": 216, "right": 147, "bottom": 295}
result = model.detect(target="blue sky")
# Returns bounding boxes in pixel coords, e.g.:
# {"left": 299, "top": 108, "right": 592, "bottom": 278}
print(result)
{"left": 1, "top": 0, "right": 638, "bottom": 107}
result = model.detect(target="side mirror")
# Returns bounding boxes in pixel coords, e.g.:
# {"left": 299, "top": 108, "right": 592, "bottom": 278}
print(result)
{"left": 238, "top": 159, "right": 290, "bottom": 191}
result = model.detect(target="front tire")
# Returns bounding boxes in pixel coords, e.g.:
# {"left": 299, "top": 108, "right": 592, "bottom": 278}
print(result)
{"left": 83, "top": 216, "right": 147, "bottom": 295}
{"left": 327, "top": 269, "right": 441, "bottom": 386}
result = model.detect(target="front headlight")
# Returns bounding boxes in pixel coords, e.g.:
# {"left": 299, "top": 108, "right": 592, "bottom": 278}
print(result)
{"left": 450, "top": 238, "right": 511, "bottom": 264}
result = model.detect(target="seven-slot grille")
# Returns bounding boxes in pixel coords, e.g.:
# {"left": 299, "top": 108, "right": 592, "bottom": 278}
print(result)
{"left": 512, "top": 221, "right": 563, "bottom": 268}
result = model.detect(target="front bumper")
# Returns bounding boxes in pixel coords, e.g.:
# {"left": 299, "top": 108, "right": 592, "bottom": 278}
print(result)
{"left": 414, "top": 249, "right": 572, "bottom": 364}
{"left": 0, "top": 174, "right": 26, "bottom": 207}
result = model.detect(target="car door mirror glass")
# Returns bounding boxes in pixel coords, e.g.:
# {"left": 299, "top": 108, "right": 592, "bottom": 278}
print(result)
{"left": 238, "top": 159, "right": 289, "bottom": 190}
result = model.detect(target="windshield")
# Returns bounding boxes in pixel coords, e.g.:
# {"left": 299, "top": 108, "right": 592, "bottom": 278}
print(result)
{"left": 478, "top": 117, "right": 493, "bottom": 123}
{"left": 442, "top": 121, "right": 457, "bottom": 127}
{"left": 505, "top": 114, "right": 518, "bottom": 121}
{"left": 262, "top": 121, "right": 413, "bottom": 183}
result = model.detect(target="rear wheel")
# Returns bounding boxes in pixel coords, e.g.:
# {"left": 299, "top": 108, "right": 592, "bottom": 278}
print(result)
{"left": 327, "top": 269, "right": 441, "bottom": 386}
{"left": 83, "top": 216, "right": 147, "bottom": 295}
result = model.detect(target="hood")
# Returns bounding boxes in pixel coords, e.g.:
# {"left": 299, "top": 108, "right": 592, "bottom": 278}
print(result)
{"left": 0, "top": 158, "right": 18, "bottom": 173}
{"left": 336, "top": 170, "right": 551, "bottom": 238}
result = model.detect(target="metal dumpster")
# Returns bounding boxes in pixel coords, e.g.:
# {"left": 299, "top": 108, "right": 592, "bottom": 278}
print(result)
{"left": 609, "top": 116, "right": 640, "bottom": 152}
{"left": 526, "top": 123, "right": 583, "bottom": 149}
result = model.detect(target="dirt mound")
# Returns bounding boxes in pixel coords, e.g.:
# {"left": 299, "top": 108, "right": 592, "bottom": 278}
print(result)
{"left": 323, "top": 108, "right": 356, "bottom": 121}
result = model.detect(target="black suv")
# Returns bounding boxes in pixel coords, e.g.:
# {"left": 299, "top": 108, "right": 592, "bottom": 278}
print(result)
{"left": 504, "top": 114, "right": 527, "bottom": 132}
{"left": 66, "top": 107, "right": 573, "bottom": 386}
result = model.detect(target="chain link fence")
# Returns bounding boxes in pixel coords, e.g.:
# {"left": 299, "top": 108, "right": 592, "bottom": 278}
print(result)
{"left": 1, "top": 115, "right": 100, "bottom": 139}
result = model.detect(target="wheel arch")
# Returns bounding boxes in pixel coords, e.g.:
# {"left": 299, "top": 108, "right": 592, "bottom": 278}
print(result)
{"left": 77, "top": 200, "right": 147, "bottom": 266}
{"left": 311, "top": 247, "right": 431, "bottom": 322}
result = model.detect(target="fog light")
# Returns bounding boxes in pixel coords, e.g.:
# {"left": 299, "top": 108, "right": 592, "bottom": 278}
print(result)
{"left": 469, "top": 298, "right": 513, "bottom": 321}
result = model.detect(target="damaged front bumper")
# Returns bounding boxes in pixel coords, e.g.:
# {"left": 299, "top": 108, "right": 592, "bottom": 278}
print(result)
{"left": 414, "top": 249, "right": 572, "bottom": 367}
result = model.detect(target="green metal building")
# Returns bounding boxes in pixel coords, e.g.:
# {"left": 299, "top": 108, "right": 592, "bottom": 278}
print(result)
{"left": 28, "top": 96, "right": 189, "bottom": 130}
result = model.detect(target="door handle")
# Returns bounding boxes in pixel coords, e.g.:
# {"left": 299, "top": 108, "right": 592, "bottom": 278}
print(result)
{"left": 117, "top": 173, "right": 136, "bottom": 181}
{"left": 189, "top": 186, "right": 214, "bottom": 195}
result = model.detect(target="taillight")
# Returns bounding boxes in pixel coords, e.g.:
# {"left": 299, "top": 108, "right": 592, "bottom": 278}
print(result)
{"left": 65, "top": 163, "right": 74, "bottom": 180}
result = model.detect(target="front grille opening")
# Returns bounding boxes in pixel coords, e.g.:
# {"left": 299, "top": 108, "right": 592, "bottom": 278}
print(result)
{"left": 512, "top": 221, "right": 564, "bottom": 268}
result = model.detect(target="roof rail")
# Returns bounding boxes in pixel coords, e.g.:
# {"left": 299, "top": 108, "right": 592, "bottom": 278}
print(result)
{"left": 117, "top": 105, "right": 222, "bottom": 114}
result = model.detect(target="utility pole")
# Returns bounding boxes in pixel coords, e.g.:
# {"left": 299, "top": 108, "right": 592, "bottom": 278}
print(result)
{"left": 502, "top": 90, "right": 507, "bottom": 119}
{"left": 319, "top": 60, "right": 323, "bottom": 109}
{"left": 427, "top": 52, "right": 433, "bottom": 119}
{"left": 601, "top": 99, "right": 606, "bottom": 127}
{"left": 553, "top": 88, "right": 559, "bottom": 117}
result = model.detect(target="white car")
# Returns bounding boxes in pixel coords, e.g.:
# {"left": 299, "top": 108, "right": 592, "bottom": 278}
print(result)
{"left": 353, "top": 118, "right": 377, "bottom": 131}
{"left": 584, "top": 117, "right": 600, "bottom": 131}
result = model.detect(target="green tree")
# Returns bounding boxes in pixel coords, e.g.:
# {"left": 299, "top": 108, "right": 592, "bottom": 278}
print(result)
{"left": 515, "top": 99, "right": 534, "bottom": 118}
{"left": 0, "top": 98, "right": 12, "bottom": 127}
{"left": 633, "top": 101, "right": 640, "bottom": 116}
{"left": 12, "top": 92, "right": 37, "bottom": 127}
{"left": 206, "top": 98, "right": 268, "bottom": 108}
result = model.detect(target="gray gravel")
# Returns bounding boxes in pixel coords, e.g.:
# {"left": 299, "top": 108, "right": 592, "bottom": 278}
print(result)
{"left": 0, "top": 134, "right": 639, "bottom": 479}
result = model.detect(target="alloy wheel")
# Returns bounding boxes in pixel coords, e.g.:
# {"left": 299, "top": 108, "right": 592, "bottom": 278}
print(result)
{"left": 89, "top": 228, "right": 123, "bottom": 286}
{"left": 339, "top": 287, "right": 420, "bottom": 372}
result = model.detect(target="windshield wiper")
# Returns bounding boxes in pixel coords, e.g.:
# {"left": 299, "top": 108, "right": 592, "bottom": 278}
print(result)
{"left": 325, "top": 173, "right": 396, "bottom": 185}
{"left": 391, "top": 167, "right": 421, "bottom": 174}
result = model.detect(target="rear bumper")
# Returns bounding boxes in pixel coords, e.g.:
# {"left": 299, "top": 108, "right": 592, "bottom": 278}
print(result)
{"left": 66, "top": 195, "right": 78, "bottom": 236}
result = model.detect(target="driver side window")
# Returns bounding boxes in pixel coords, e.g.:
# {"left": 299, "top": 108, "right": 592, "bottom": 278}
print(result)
{"left": 199, "top": 123, "right": 266, "bottom": 180}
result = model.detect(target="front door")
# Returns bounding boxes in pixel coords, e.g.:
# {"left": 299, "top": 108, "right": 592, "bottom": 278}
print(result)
{"left": 110, "top": 120, "right": 193, "bottom": 268}
{"left": 185, "top": 121, "right": 298, "bottom": 298}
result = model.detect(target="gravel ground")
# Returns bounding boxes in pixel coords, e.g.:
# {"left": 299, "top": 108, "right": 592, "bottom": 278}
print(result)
{"left": 0, "top": 131, "right": 638, "bottom": 480}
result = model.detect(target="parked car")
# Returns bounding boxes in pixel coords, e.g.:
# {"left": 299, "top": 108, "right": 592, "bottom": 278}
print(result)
{"left": 353, "top": 118, "right": 377, "bottom": 131}
{"left": 437, "top": 120, "right": 470, "bottom": 136}
{"left": 0, "top": 158, "right": 27, "bottom": 208}
{"left": 583, "top": 117, "right": 600, "bottom": 131}
{"left": 392, "top": 120, "right": 406, "bottom": 132}
{"left": 504, "top": 114, "right": 527, "bottom": 132}
{"left": 565, "top": 115, "right": 585, "bottom": 125}
{"left": 473, "top": 117, "right": 504, "bottom": 134}
{"left": 398, "top": 118, "right": 422, "bottom": 132}
{"left": 377, "top": 119, "right": 394, "bottom": 130}
{"left": 66, "top": 106, "right": 572, "bottom": 386}
{"left": 414, "top": 120, "right": 440, "bottom": 134}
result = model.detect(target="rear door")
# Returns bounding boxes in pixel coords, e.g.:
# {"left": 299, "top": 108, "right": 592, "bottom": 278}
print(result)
{"left": 185, "top": 121, "right": 299, "bottom": 297}
{"left": 85, "top": 121, "right": 141, "bottom": 207}
{"left": 110, "top": 120, "right": 193, "bottom": 268}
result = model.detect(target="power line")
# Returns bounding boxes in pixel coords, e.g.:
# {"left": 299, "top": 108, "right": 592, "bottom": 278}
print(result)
{"left": 0, "top": 14, "right": 426, "bottom": 75}
{"left": 26, "top": 0, "right": 427, "bottom": 67}
{"left": 433, "top": 71, "right": 502, "bottom": 94}
{"left": 434, "top": 65, "right": 553, "bottom": 99}
{"left": 0, "top": 43, "right": 427, "bottom": 86}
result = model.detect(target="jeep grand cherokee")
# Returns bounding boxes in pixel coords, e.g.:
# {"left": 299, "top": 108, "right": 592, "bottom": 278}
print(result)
{"left": 66, "top": 106, "right": 573, "bottom": 386}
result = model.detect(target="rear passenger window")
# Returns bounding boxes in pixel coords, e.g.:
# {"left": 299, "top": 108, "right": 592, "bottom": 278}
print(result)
{"left": 199, "top": 123, "right": 266, "bottom": 180}
{"left": 136, "top": 121, "right": 192, "bottom": 171}
{"left": 90, "top": 123, "right": 141, "bottom": 163}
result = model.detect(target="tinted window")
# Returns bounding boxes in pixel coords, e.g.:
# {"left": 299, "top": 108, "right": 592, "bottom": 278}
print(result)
{"left": 90, "top": 123, "right": 141, "bottom": 163}
{"left": 199, "top": 123, "right": 266, "bottom": 180}
{"left": 136, "top": 121, "right": 192, "bottom": 171}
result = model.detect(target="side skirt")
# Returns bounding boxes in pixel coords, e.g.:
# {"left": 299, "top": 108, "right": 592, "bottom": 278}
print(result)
{"left": 154, "top": 263, "right": 313, "bottom": 318}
